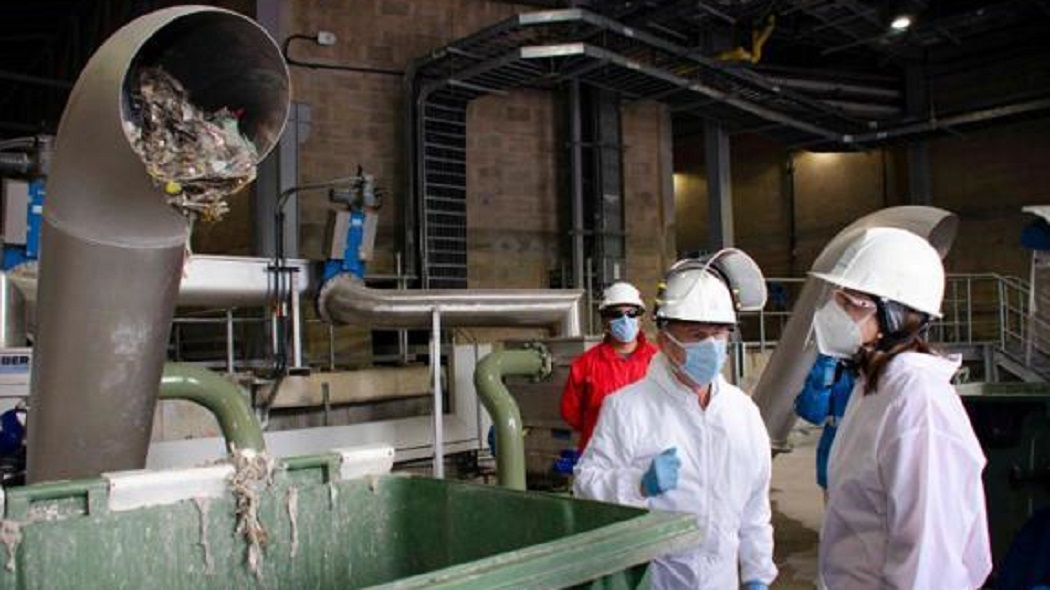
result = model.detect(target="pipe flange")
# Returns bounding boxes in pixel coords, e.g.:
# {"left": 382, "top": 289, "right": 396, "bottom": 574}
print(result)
{"left": 521, "top": 341, "right": 553, "bottom": 381}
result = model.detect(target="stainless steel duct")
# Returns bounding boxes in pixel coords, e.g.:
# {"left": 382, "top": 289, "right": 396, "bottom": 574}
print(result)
{"left": 318, "top": 274, "right": 584, "bottom": 337}
{"left": 752, "top": 206, "right": 958, "bottom": 451}
{"left": 28, "top": 7, "right": 289, "bottom": 483}
{"left": 0, "top": 152, "right": 31, "bottom": 176}
{"left": 7, "top": 255, "right": 316, "bottom": 308}
{"left": 0, "top": 274, "right": 27, "bottom": 347}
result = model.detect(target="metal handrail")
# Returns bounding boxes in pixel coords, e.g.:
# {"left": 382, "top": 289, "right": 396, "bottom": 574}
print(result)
{"left": 732, "top": 273, "right": 1050, "bottom": 383}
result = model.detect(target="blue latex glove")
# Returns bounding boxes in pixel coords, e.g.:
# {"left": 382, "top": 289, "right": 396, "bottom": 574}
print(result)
{"left": 641, "top": 447, "right": 680, "bottom": 497}
{"left": 486, "top": 425, "right": 497, "bottom": 456}
{"left": 741, "top": 582, "right": 768, "bottom": 590}
{"left": 794, "top": 354, "right": 838, "bottom": 425}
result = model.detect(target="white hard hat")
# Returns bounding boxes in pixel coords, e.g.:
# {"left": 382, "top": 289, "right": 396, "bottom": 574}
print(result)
{"left": 810, "top": 227, "right": 944, "bottom": 317}
{"left": 599, "top": 281, "right": 645, "bottom": 310}
{"left": 655, "top": 248, "right": 767, "bottom": 324}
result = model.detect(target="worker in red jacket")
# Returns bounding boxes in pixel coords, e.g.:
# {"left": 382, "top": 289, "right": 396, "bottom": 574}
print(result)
{"left": 561, "top": 281, "right": 658, "bottom": 452}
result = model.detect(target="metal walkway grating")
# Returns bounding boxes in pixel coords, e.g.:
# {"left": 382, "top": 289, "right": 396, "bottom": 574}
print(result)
{"left": 420, "top": 93, "right": 470, "bottom": 288}
{"left": 412, "top": 7, "right": 1010, "bottom": 288}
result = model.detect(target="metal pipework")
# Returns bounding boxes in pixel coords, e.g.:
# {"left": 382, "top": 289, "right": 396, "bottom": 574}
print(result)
{"left": 7, "top": 255, "right": 317, "bottom": 308}
{"left": 753, "top": 206, "right": 959, "bottom": 451}
{"left": 28, "top": 7, "right": 289, "bottom": 483}
{"left": 318, "top": 273, "right": 584, "bottom": 337}
{"left": 159, "top": 363, "right": 265, "bottom": 454}
{"left": 0, "top": 274, "right": 27, "bottom": 347}
{"left": 474, "top": 344, "right": 552, "bottom": 490}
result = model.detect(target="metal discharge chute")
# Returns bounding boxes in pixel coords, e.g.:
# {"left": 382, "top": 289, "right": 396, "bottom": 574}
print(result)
{"left": 752, "top": 206, "right": 958, "bottom": 451}
{"left": 28, "top": 7, "right": 289, "bottom": 483}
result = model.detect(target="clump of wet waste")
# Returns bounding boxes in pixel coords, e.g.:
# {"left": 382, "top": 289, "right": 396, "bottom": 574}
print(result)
{"left": 123, "top": 66, "right": 258, "bottom": 222}
{"left": 228, "top": 448, "right": 276, "bottom": 581}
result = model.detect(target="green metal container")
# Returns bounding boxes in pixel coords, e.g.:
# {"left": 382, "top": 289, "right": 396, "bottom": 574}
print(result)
{"left": 958, "top": 382, "right": 1050, "bottom": 569}
{"left": 0, "top": 453, "right": 700, "bottom": 589}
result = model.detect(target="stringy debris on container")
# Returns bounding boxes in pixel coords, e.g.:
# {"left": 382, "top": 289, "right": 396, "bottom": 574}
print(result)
{"left": 123, "top": 66, "right": 258, "bottom": 222}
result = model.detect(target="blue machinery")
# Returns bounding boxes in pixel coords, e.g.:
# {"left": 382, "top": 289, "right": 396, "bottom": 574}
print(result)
{"left": 321, "top": 167, "right": 381, "bottom": 283}
{"left": 1, "top": 178, "right": 44, "bottom": 272}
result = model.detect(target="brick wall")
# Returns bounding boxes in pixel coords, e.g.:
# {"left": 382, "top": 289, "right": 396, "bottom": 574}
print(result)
{"left": 622, "top": 101, "right": 677, "bottom": 312}
{"left": 930, "top": 118, "right": 1050, "bottom": 278}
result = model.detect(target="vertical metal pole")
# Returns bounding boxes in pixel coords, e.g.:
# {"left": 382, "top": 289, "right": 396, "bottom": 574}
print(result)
{"left": 759, "top": 306, "right": 767, "bottom": 351}
{"left": 173, "top": 322, "right": 182, "bottom": 362}
{"left": 998, "top": 278, "right": 1006, "bottom": 349}
{"left": 569, "top": 80, "right": 586, "bottom": 289}
{"left": 588, "top": 255, "right": 596, "bottom": 333}
{"left": 952, "top": 280, "right": 960, "bottom": 342}
{"left": 705, "top": 119, "right": 734, "bottom": 249}
{"left": 1019, "top": 283, "right": 1027, "bottom": 355}
{"left": 327, "top": 323, "right": 336, "bottom": 371}
{"left": 225, "top": 308, "right": 235, "bottom": 376}
{"left": 322, "top": 382, "right": 331, "bottom": 427}
{"left": 290, "top": 274, "right": 303, "bottom": 369}
{"left": 397, "top": 252, "right": 410, "bottom": 365}
{"left": 905, "top": 64, "right": 932, "bottom": 205}
{"left": 966, "top": 277, "right": 973, "bottom": 344}
{"left": 432, "top": 307, "right": 444, "bottom": 479}
{"left": 269, "top": 309, "right": 279, "bottom": 361}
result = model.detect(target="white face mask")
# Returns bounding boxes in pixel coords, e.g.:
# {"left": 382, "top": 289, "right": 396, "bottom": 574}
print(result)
{"left": 812, "top": 299, "right": 864, "bottom": 359}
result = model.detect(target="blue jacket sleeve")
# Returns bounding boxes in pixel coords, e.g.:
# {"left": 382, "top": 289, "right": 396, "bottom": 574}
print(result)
{"left": 793, "top": 355, "right": 837, "bottom": 425}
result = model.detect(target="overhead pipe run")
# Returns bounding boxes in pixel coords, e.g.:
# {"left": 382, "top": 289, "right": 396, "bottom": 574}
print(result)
{"left": 28, "top": 7, "right": 289, "bottom": 483}
{"left": 752, "top": 206, "right": 959, "bottom": 452}
{"left": 473, "top": 345, "right": 552, "bottom": 490}
{"left": 317, "top": 273, "right": 584, "bottom": 337}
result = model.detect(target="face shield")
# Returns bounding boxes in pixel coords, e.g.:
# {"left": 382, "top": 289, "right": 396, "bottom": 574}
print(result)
{"left": 655, "top": 248, "right": 768, "bottom": 325}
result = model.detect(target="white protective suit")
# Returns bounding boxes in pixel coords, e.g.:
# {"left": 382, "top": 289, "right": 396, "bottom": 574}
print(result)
{"left": 820, "top": 352, "right": 992, "bottom": 589}
{"left": 574, "top": 354, "right": 777, "bottom": 589}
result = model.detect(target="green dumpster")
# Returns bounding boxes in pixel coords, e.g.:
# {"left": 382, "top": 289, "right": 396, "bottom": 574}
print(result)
{"left": 0, "top": 451, "right": 700, "bottom": 589}
{"left": 958, "top": 382, "right": 1050, "bottom": 570}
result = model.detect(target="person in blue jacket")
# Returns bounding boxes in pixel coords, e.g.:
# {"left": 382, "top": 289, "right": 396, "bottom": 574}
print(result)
{"left": 793, "top": 353, "right": 855, "bottom": 492}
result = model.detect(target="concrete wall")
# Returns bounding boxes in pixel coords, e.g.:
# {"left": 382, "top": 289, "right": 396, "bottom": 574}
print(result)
{"left": 673, "top": 118, "right": 1049, "bottom": 281}
{"left": 673, "top": 132, "right": 903, "bottom": 278}
{"left": 930, "top": 118, "right": 1050, "bottom": 278}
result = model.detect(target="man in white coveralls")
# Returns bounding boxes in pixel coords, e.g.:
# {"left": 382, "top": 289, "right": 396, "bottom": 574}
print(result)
{"left": 574, "top": 249, "right": 777, "bottom": 590}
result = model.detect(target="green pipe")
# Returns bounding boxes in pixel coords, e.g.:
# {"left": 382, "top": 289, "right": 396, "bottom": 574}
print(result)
{"left": 473, "top": 345, "right": 552, "bottom": 490}
{"left": 159, "top": 363, "right": 265, "bottom": 453}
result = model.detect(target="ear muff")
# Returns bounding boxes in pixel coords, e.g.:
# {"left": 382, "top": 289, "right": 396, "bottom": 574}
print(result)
{"left": 874, "top": 298, "right": 932, "bottom": 352}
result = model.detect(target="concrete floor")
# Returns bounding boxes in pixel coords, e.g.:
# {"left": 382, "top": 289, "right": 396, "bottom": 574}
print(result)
{"left": 770, "top": 425, "right": 824, "bottom": 589}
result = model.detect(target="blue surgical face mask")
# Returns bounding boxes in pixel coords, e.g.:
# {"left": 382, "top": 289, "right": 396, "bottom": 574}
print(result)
{"left": 664, "top": 332, "right": 727, "bottom": 387}
{"left": 609, "top": 315, "right": 640, "bottom": 343}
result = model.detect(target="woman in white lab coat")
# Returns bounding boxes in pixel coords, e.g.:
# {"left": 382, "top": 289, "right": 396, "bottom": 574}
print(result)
{"left": 810, "top": 227, "right": 992, "bottom": 589}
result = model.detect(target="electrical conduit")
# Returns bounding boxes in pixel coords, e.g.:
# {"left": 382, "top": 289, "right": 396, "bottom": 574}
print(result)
{"left": 473, "top": 345, "right": 552, "bottom": 491}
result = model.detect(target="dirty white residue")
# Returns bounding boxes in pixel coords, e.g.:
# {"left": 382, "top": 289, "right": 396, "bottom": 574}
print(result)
{"left": 0, "top": 521, "right": 21, "bottom": 572}
{"left": 285, "top": 488, "right": 299, "bottom": 559}
{"left": 110, "top": 320, "right": 151, "bottom": 357}
{"left": 328, "top": 482, "right": 338, "bottom": 508}
{"left": 193, "top": 497, "right": 214, "bottom": 574}
{"left": 26, "top": 503, "right": 60, "bottom": 522}
{"left": 229, "top": 449, "right": 276, "bottom": 582}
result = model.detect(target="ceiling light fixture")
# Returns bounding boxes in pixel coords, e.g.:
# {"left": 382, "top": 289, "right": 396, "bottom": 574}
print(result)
{"left": 889, "top": 14, "right": 913, "bottom": 31}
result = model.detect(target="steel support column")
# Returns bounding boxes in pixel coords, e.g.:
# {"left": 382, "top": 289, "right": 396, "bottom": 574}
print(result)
{"left": 569, "top": 80, "right": 586, "bottom": 289}
{"left": 705, "top": 119, "right": 734, "bottom": 249}
{"left": 255, "top": 0, "right": 303, "bottom": 258}
{"left": 905, "top": 64, "right": 932, "bottom": 205}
